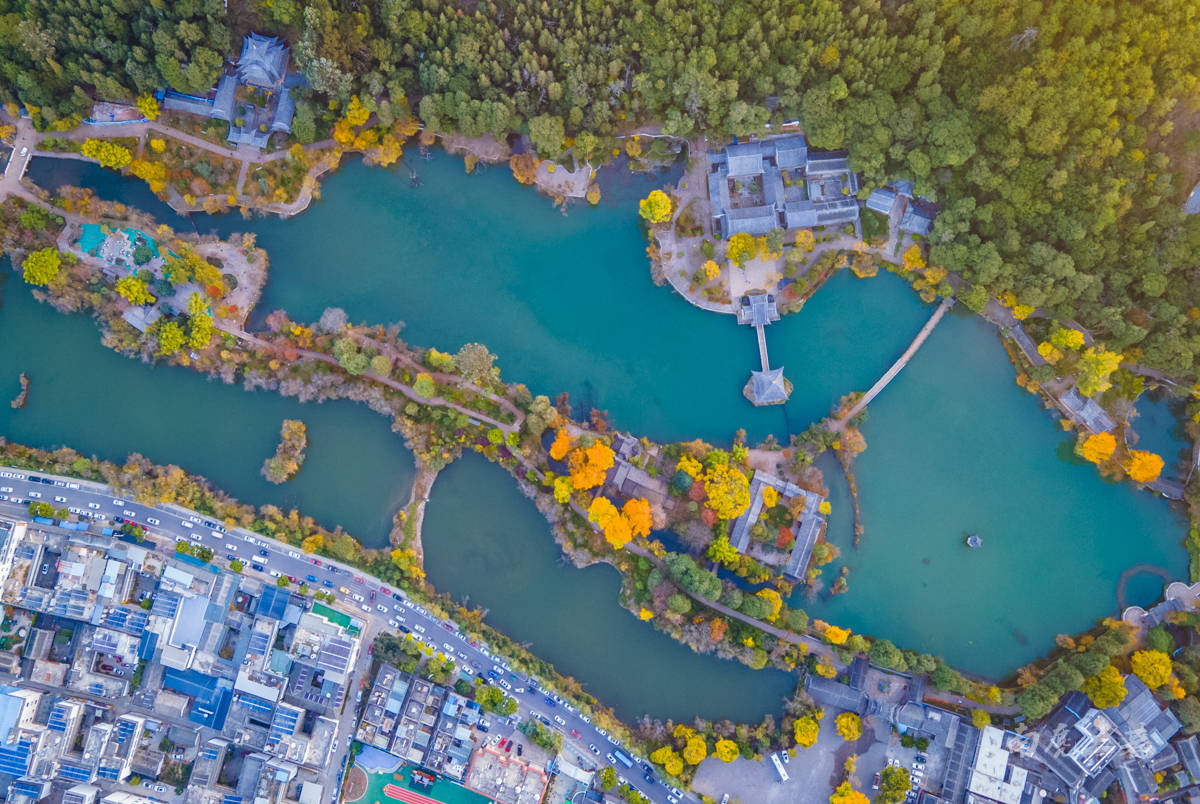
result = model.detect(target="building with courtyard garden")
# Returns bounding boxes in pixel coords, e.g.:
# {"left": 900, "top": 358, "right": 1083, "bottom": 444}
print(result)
{"left": 707, "top": 135, "right": 862, "bottom": 240}
{"left": 728, "top": 469, "right": 826, "bottom": 582}
{"left": 162, "top": 33, "right": 303, "bottom": 149}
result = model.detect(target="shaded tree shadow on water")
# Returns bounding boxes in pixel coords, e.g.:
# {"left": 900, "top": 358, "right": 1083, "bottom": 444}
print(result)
{"left": 593, "top": 152, "right": 686, "bottom": 207}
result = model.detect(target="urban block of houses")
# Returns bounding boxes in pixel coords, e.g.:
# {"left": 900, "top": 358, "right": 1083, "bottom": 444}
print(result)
{"left": 804, "top": 656, "right": 1195, "bottom": 804}
{"left": 355, "top": 665, "right": 481, "bottom": 782}
{"left": 465, "top": 742, "right": 550, "bottom": 804}
{"left": 728, "top": 470, "right": 825, "bottom": 581}
{"left": 162, "top": 33, "right": 303, "bottom": 149}
{"left": 1036, "top": 677, "right": 1182, "bottom": 801}
{"left": 707, "top": 135, "right": 861, "bottom": 240}
{"left": 0, "top": 511, "right": 362, "bottom": 804}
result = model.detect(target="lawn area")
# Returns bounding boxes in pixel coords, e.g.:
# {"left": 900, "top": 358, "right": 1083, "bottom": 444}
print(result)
{"left": 358, "top": 764, "right": 494, "bottom": 804}
{"left": 861, "top": 208, "right": 889, "bottom": 244}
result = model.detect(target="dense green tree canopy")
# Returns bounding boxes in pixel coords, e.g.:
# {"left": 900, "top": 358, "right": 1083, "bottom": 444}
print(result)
{"left": 0, "top": 0, "right": 231, "bottom": 122}
{"left": 3, "top": 0, "right": 1199, "bottom": 377}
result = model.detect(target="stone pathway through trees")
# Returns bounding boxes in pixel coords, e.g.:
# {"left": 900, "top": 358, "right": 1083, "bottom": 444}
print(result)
{"left": 214, "top": 324, "right": 523, "bottom": 435}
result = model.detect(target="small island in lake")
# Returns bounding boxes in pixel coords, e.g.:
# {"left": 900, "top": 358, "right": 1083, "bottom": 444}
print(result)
{"left": 9, "top": 372, "right": 29, "bottom": 409}
{"left": 261, "top": 418, "right": 308, "bottom": 484}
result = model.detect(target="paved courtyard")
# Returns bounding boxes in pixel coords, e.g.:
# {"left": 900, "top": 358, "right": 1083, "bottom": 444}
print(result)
{"left": 691, "top": 708, "right": 885, "bottom": 804}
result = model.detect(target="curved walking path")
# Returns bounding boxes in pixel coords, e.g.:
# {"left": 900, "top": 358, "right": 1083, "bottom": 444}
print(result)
{"left": 347, "top": 330, "right": 525, "bottom": 424}
{"left": 214, "top": 324, "right": 522, "bottom": 434}
{"left": 832, "top": 295, "right": 955, "bottom": 429}
{"left": 1, "top": 111, "right": 339, "bottom": 219}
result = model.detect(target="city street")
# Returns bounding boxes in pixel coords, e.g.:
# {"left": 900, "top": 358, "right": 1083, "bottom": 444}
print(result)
{"left": 0, "top": 466, "right": 693, "bottom": 804}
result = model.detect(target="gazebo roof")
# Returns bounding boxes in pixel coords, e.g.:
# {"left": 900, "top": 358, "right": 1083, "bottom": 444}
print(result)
{"left": 236, "top": 33, "right": 290, "bottom": 89}
{"left": 749, "top": 367, "right": 789, "bottom": 404}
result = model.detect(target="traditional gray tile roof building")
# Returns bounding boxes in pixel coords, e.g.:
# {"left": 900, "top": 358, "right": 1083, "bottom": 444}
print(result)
{"left": 1035, "top": 678, "right": 1182, "bottom": 802}
{"left": 803, "top": 675, "right": 868, "bottom": 715}
{"left": 747, "top": 369, "right": 789, "bottom": 406}
{"left": 724, "top": 143, "right": 765, "bottom": 177}
{"left": 774, "top": 139, "right": 808, "bottom": 169}
{"left": 899, "top": 204, "right": 935, "bottom": 236}
{"left": 707, "top": 135, "right": 860, "bottom": 238}
{"left": 161, "top": 33, "right": 298, "bottom": 150}
{"left": 866, "top": 188, "right": 898, "bottom": 216}
{"left": 236, "top": 34, "right": 290, "bottom": 90}
{"left": 1060, "top": 386, "right": 1116, "bottom": 434}
{"left": 1150, "top": 743, "right": 1180, "bottom": 772}
{"left": 1177, "top": 735, "right": 1200, "bottom": 780}
{"left": 212, "top": 75, "right": 237, "bottom": 122}
{"left": 120, "top": 306, "right": 161, "bottom": 333}
{"left": 737, "top": 293, "right": 779, "bottom": 327}
{"left": 1116, "top": 757, "right": 1158, "bottom": 799}
{"left": 728, "top": 470, "right": 824, "bottom": 580}
{"left": 1185, "top": 181, "right": 1200, "bottom": 215}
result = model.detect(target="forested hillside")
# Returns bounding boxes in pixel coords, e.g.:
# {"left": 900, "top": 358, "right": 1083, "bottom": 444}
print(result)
{"left": 3, "top": 0, "right": 1200, "bottom": 377}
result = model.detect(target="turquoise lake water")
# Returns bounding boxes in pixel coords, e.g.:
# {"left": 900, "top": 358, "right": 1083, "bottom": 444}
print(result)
{"left": 1131, "top": 392, "right": 1190, "bottom": 478}
{"left": 16, "top": 154, "right": 1190, "bottom": 686}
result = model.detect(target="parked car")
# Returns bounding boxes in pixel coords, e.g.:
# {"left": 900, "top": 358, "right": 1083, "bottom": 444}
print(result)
{"left": 147, "top": 517, "right": 160, "bottom": 526}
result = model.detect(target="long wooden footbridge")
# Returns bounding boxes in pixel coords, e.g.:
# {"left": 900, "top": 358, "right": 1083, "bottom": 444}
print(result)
{"left": 832, "top": 295, "right": 956, "bottom": 429}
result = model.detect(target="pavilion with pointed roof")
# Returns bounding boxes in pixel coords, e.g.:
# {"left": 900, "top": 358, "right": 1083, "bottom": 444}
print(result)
{"left": 161, "top": 32, "right": 302, "bottom": 150}
{"left": 746, "top": 367, "right": 790, "bottom": 406}
{"left": 236, "top": 33, "right": 290, "bottom": 91}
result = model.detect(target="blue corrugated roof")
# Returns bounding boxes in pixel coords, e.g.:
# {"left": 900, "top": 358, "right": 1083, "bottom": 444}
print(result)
{"left": 162, "top": 667, "right": 232, "bottom": 730}
{"left": 236, "top": 693, "right": 275, "bottom": 715}
{"left": 257, "top": 585, "right": 290, "bottom": 620}
{"left": 11, "top": 779, "right": 42, "bottom": 797}
{"left": 138, "top": 630, "right": 159, "bottom": 661}
{"left": 268, "top": 706, "right": 300, "bottom": 741}
{"left": 0, "top": 742, "right": 31, "bottom": 775}
{"left": 58, "top": 762, "right": 92, "bottom": 782}
{"left": 47, "top": 703, "right": 70, "bottom": 733}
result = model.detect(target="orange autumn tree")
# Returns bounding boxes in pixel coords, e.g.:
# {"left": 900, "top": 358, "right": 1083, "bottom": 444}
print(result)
{"left": 622, "top": 497, "right": 653, "bottom": 537}
{"left": 549, "top": 429, "right": 571, "bottom": 461}
{"left": 1125, "top": 450, "right": 1164, "bottom": 483}
{"left": 588, "top": 497, "right": 631, "bottom": 548}
{"left": 1076, "top": 432, "right": 1117, "bottom": 464}
{"left": 568, "top": 441, "right": 615, "bottom": 490}
{"left": 588, "top": 495, "right": 652, "bottom": 549}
